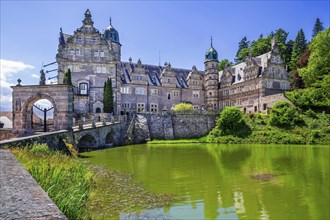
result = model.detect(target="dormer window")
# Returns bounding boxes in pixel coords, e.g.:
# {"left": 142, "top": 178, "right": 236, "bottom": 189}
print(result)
{"left": 79, "top": 83, "right": 88, "bottom": 95}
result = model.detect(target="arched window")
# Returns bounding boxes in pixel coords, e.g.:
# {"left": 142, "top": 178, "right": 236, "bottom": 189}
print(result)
{"left": 95, "top": 108, "right": 101, "bottom": 113}
{"left": 79, "top": 83, "right": 88, "bottom": 95}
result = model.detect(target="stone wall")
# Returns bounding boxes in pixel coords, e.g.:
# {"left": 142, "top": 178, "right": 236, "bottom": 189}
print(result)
{"left": 138, "top": 112, "right": 217, "bottom": 140}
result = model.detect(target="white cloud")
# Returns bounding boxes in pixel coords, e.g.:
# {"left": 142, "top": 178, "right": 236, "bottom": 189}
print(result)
{"left": 32, "top": 73, "right": 39, "bottom": 78}
{"left": 0, "top": 59, "right": 34, "bottom": 111}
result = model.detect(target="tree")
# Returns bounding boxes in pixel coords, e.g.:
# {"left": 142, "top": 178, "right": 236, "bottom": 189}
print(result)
{"left": 268, "top": 102, "right": 301, "bottom": 129}
{"left": 235, "top": 36, "right": 250, "bottom": 63}
{"left": 284, "top": 40, "right": 294, "bottom": 68}
{"left": 103, "top": 78, "right": 114, "bottom": 113}
{"left": 218, "top": 59, "right": 234, "bottom": 71}
{"left": 289, "top": 29, "right": 307, "bottom": 70}
{"left": 273, "top": 29, "right": 290, "bottom": 65}
{"left": 289, "top": 69, "right": 305, "bottom": 90}
{"left": 312, "top": 18, "right": 324, "bottom": 38}
{"left": 63, "top": 68, "right": 72, "bottom": 85}
{"left": 249, "top": 35, "right": 272, "bottom": 57}
{"left": 215, "top": 107, "right": 248, "bottom": 136}
{"left": 172, "top": 103, "right": 193, "bottom": 112}
{"left": 299, "top": 28, "right": 330, "bottom": 87}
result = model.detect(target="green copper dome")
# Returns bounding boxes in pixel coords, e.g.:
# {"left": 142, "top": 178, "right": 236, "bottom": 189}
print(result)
{"left": 205, "top": 37, "right": 218, "bottom": 62}
{"left": 104, "top": 19, "right": 120, "bottom": 43}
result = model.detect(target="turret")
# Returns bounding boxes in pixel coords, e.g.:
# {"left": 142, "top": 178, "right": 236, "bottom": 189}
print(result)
{"left": 104, "top": 18, "right": 121, "bottom": 61}
{"left": 204, "top": 37, "right": 219, "bottom": 110}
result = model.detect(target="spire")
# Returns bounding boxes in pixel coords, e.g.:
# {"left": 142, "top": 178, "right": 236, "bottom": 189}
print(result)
{"left": 211, "top": 36, "right": 213, "bottom": 47}
{"left": 109, "top": 17, "right": 112, "bottom": 25}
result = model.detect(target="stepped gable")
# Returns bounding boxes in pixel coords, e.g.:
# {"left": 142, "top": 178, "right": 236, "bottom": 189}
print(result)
{"left": 219, "top": 51, "right": 272, "bottom": 85}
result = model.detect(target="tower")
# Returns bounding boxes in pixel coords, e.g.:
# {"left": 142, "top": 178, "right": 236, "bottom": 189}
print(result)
{"left": 204, "top": 37, "right": 219, "bottom": 110}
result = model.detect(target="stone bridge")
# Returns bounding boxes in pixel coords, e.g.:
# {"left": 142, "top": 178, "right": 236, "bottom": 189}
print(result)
{"left": 0, "top": 120, "right": 128, "bottom": 152}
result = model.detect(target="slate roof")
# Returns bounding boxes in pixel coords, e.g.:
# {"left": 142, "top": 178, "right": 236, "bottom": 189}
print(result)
{"left": 120, "top": 62, "right": 204, "bottom": 88}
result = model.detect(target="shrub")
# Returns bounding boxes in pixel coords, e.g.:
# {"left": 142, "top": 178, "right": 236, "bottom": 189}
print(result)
{"left": 215, "top": 107, "right": 249, "bottom": 136}
{"left": 268, "top": 101, "right": 301, "bottom": 129}
{"left": 172, "top": 103, "right": 194, "bottom": 112}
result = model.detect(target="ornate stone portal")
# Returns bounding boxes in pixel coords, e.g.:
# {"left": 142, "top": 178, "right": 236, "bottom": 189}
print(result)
{"left": 11, "top": 84, "right": 74, "bottom": 133}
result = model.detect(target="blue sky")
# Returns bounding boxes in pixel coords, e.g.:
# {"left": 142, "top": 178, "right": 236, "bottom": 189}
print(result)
{"left": 0, "top": 1, "right": 329, "bottom": 111}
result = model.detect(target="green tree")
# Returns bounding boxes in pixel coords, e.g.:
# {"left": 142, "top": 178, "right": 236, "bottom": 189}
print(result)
{"left": 103, "top": 78, "right": 114, "bottom": 113}
{"left": 215, "top": 107, "right": 248, "bottom": 136}
{"left": 235, "top": 48, "right": 251, "bottom": 64}
{"left": 299, "top": 28, "right": 330, "bottom": 87}
{"left": 218, "top": 59, "right": 234, "bottom": 71}
{"left": 268, "top": 102, "right": 301, "bottom": 129}
{"left": 289, "top": 29, "right": 307, "bottom": 70}
{"left": 312, "top": 18, "right": 324, "bottom": 38}
{"left": 172, "top": 103, "right": 193, "bottom": 112}
{"left": 249, "top": 35, "right": 272, "bottom": 57}
{"left": 285, "top": 40, "right": 294, "bottom": 67}
{"left": 63, "top": 68, "right": 72, "bottom": 85}
{"left": 235, "top": 36, "right": 250, "bottom": 63}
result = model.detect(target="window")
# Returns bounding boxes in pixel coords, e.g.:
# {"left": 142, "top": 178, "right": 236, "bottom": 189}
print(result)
{"left": 70, "top": 48, "right": 75, "bottom": 55}
{"left": 95, "top": 108, "right": 101, "bottom": 113}
{"left": 263, "top": 103, "right": 267, "bottom": 110}
{"left": 151, "top": 89, "right": 159, "bottom": 96}
{"left": 100, "top": 51, "right": 104, "bottom": 57}
{"left": 137, "top": 103, "right": 145, "bottom": 112}
{"left": 94, "top": 50, "right": 99, "bottom": 57}
{"left": 135, "top": 87, "right": 146, "bottom": 95}
{"left": 168, "top": 93, "right": 171, "bottom": 99}
{"left": 172, "top": 91, "right": 179, "bottom": 97}
{"left": 68, "top": 65, "right": 79, "bottom": 72}
{"left": 121, "top": 103, "right": 131, "bottom": 108}
{"left": 79, "top": 83, "right": 88, "bottom": 95}
{"left": 254, "top": 106, "right": 258, "bottom": 112}
{"left": 120, "top": 87, "right": 130, "bottom": 94}
{"left": 92, "top": 38, "right": 97, "bottom": 44}
{"left": 76, "top": 49, "right": 80, "bottom": 55}
{"left": 96, "top": 66, "right": 106, "bottom": 74}
{"left": 193, "top": 91, "right": 199, "bottom": 98}
{"left": 102, "top": 67, "right": 106, "bottom": 73}
{"left": 150, "top": 103, "right": 158, "bottom": 112}
{"left": 167, "top": 78, "right": 171, "bottom": 83}
{"left": 78, "top": 37, "right": 83, "bottom": 43}
{"left": 193, "top": 105, "right": 199, "bottom": 110}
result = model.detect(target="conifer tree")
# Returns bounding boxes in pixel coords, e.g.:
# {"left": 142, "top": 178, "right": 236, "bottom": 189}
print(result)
{"left": 235, "top": 36, "right": 250, "bottom": 63}
{"left": 103, "top": 78, "right": 114, "bottom": 113}
{"left": 312, "top": 18, "right": 324, "bottom": 38}
{"left": 289, "top": 29, "right": 307, "bottom": 70}
{"left": 63, "top": 68, "right": 72, "bottom": 85}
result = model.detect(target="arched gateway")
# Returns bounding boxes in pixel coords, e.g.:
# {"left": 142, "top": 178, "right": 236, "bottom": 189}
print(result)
{"left": 11, "top": 84, "right": 74, "bottom": 134}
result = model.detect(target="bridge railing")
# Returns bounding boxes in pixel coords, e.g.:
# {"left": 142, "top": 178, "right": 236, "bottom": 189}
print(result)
{"left": 72, "top": 115, "right": 127, "bottom": 131}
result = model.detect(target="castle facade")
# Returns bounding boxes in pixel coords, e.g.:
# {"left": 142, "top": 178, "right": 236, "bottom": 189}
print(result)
{"left": 56, "top": 10, "right": 290, "bottom": 116}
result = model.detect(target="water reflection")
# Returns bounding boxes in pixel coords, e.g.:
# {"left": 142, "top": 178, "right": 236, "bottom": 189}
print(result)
{"left": 81, "top": 144, "right": 330, "bottom": 220}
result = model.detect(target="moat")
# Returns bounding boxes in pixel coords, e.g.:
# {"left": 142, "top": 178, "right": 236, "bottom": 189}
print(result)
{"left": 81, "top": 143, "right": 330, "bottom": 219}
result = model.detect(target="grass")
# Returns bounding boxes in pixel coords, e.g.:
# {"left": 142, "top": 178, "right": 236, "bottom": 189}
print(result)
{"left": 148, "top": 112, "right": 330, "bottom": 145}
{"left": 10, "top": 144, "right": 176, "bottom": 219}
{"left": 10, "top": 144, "right": 93, "bottom": 220}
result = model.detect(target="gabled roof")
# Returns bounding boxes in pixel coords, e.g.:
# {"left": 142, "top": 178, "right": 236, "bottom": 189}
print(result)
{"left": 120, "top": 61, "right": 203, "bottom": 88}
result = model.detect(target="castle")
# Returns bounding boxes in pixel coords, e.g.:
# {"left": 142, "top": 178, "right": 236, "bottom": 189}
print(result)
{"left": 56, "top": 9, "right": 290, "bottom": 116}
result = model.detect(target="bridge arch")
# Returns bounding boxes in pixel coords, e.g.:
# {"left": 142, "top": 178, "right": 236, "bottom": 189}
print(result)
{"left": 22, "top": 93, "right": 57, "bottom": 132}
{"left": 77, "top": 134, "right": 97, "bottom": 151}
{"left": 105, "top": 130, "right": 114, "bottom": 146}
{"left": 12, "top": 84, "right": 73, "bottom": 133}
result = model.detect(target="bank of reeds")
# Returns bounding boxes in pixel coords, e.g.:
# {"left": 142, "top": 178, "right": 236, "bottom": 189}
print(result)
{"left": 10, "top": 144, "right": 93, "bottom": 220}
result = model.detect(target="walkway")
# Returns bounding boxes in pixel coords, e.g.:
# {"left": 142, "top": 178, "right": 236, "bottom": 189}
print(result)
{"left": 0, "top": 150, "right": 67, "bottom": 219}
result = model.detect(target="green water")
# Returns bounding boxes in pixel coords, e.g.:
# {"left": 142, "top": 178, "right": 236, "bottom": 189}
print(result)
{"left": 81, "top": 144, "right": 330, "bottom": 219}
